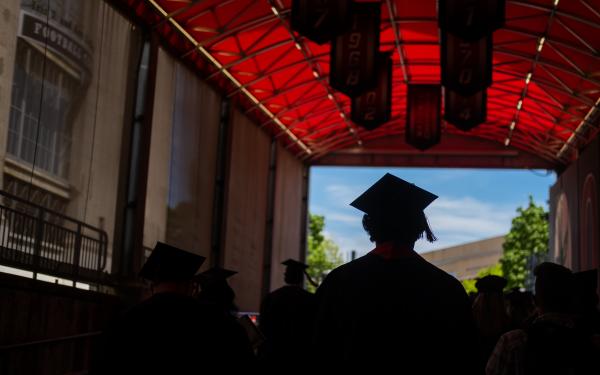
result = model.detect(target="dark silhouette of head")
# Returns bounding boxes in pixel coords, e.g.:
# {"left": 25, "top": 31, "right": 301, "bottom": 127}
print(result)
{"left": 194, "top": 267, "right": 238, "bottom": 312}
{"left": 505, "top": 289, "right": 536, "bottom": 329}
{"left": 476, "top": 275, "right": 507, "bottom": 294}
{"left": 534, "top": 262, "right": 574, "bottom": 314}
{"left": 282, "top": 259, "right": 308, "bottom": 286}
{"left": 362, "top": 210, "right": 436, "bottom": 245}
{"left": 285, "top": 267, "right": 304, "bottom": 285}
{"left": 472, "top": 275, "right": 509, "bottom": 337}
{"left": 139, "top": 242, "right": 205, "bottom": 296}
{"left": 200, "top": 280, "right": 236, "bottom": 309}
{"left": 351, "top": 173, "right": 437, "bottom": 246}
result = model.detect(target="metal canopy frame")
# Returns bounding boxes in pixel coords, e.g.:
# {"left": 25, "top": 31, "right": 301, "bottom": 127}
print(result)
{"left": 115, "top": 0, "right": 600, "bottom": 168}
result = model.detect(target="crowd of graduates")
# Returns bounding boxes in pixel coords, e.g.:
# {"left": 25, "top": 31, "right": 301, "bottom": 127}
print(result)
{"left": 95, "top": 174, "right": 600, "bottom": 374}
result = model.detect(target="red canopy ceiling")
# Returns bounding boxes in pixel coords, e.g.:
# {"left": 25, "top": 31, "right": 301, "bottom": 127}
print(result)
{"left": 117, "top": 0, "right": 600, "bottom": 168}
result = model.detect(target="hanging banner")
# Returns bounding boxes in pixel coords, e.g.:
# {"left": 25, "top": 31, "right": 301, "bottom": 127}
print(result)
{"left": 406, "top": 85, "right": 441, "bottom": 151}
{"left": 291, "top": 0, "right": 351, "bottom": 45}
{"left": 351, "top": 53, "right": 392, "bottom": 130}
{"left": 438, "top": 0, "right": 505, "bottom": 41}
{"left": 441, "top": 32, "right": 492, "bottom": 96}
{"left": 329, "top": 2, "right": 380, "bottom": 97}
{"left": 444, "top": 88, "right": 487, "bottom": 131}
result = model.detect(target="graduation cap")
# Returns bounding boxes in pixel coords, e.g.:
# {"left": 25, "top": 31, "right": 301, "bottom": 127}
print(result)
{"left": 194, "top": 267, "right": 237, "bottom": 287}
{"left": 282, "top": 259, "right": 316, "bottom": 286}
{"left": 350, "top": 173, "right": 437, "bottom": 215}
{"left": 139, "top": 242, "right": 206, "bottom": 282}
{"left": 282, "top": 259, "right": 309, "bottom": 271}
{"left": 476, "top": 275, "right": 507, "bottom": 293}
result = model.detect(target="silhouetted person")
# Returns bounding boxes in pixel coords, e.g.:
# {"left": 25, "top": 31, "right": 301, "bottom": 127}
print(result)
{"left": 505, "top": 288, "right": 536, "bottom": 330}
{"left": 573, "top": 269, "right": 600, "bottom": 335}
{"left": 313, "top": 174, "right": 479, "bottom": 373}
{"left": 195, "top": 267, "right": 239, "bottom": 316}
{"left": 193, "top": 266, "right": 256, "bottom": 364}
{"left": 259, "top": 259, "right": 316, "bottom": 369}
{"left": 487, "top": 262, "right": 600, "bottom": 375}
{"left": 473, "top": 275, "right": 510, "bottom": 368}
{"left": 98, "top": 242, "right": 254, "bottom": 373}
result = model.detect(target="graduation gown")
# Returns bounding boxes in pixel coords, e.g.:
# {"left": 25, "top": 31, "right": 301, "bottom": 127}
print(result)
{"left": 259, "top": 285, "right": 316, "bottom": 366}
{"left": 313, "top": 243, "right": 479, "bottom": 373}
{"left": 98, "top": 292, "right": 254, "bottom": 373}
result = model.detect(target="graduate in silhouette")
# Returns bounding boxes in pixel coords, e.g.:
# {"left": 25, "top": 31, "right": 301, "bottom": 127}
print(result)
{"left": 505, "top": 288, "right": 536, "bottom": 330}
{"left": 573, "top": 269, "right": 600, "bottom": 335}
{"left": 99, "top": 242, "right": 254, "bottom": 373}
{"left": 473, "top": 275, "right": 510, "bottom": 368}
{"left": 259, "top": 259, "right": 316, "bottom": 369}
{"left": 195, "top": 267, "right": 239, "bottom": 316}
{"left": 313, "top": 173, "right": 479, "bottom": 373}
{"left": 487, "top": 262, "right": 600, "bottom": 375}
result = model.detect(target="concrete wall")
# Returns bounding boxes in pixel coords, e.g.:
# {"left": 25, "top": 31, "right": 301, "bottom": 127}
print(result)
{"left": 67, "top": 3, "right": 139, "bottom": 271}
{"left": 0, "top": 0, "right": 20, "bottom": 190}
{"left": 421, "top": 235, "right": 505, "bottom": 280}
{"left": 0, "top": 1, "right": 139, "bottom": 272}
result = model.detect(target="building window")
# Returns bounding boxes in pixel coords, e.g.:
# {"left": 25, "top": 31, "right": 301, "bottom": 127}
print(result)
{"left": 8, "top": 40, "right": 75, "bottom": 179}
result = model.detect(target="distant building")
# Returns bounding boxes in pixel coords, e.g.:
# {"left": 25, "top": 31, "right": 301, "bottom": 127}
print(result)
{"left": 421, "top": 236, "right": 505, "bottom": 280}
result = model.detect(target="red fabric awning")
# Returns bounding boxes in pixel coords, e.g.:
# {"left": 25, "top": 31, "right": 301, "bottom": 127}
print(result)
{"left": 117, "top": 0, "right": 600, "bottom": 167}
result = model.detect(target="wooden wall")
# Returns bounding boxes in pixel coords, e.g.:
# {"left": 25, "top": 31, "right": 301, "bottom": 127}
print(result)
{"left": 222, "top": 109, "right": 271, "bottom": 312}
{"left": 270, "top": 144, "right": 306, "bottom": 291}
{"left": 0, "top": 274, "right": 120, "bottom": 374}
{"left": 166, "top": 59, "right": 221, "bottom": 263}
{"left": 144, "top": 48, "right": 222, "bottom": 268}
{"left": 550, "top": 136, "right": 600, "bottom": 271}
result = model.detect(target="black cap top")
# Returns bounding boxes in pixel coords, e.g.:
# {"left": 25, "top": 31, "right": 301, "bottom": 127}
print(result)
{"left": 282, "top": 259, "right": 309, "bottom": 270}
{"left": 475, "top": 275, "right": 507, "bottom": 293}
{"left": 194, "top": 267, "right": 237, "bottom": 285}
{"left": 139, "top": 242, "right": 206, "bottom": 282}
{"left": 350, "top": 173, "right": 437, "bottom": 215}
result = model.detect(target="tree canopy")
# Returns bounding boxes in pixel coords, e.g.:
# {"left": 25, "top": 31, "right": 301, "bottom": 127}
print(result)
{"left": 306, "top": 213, "right": 344, "bottom": 292}
{"left": 500, "top": 196, "right": 549, "bottom": 290}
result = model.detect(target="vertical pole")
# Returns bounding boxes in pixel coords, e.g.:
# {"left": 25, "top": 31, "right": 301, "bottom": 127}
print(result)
{"left": 210, "top": 97, "right": 232, "bottom": 267}
{"left": 261, "top": 139, "right": 278, "bottom": 299}
{"left": 32, "top": 206, "right": 44, "bottom": 280}
{"left": 299, "top": 164, "right": 310, "bottom": 264}
{"left": 114, "top": 32, "right": 158, "bottom": 281}
{"left": 73, "top": 222, "right": 82, "bottom": 287}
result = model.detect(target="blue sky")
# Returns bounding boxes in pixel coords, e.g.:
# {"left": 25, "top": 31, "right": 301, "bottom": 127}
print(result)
{"left": 309, "top": 167, "right": 556, "bottom": 259}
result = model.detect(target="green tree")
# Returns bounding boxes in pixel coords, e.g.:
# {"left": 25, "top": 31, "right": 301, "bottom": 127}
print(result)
{"left": 461, "top": 263, "right": 503, "bottom": 294}
{"left": 306, "top": 213, "right": 344, "bottom": 292}
{"left": 500, "top": 196, "right": 549, "bottom": 290}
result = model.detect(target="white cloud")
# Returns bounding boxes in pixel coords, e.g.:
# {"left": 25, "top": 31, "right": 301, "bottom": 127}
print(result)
{"left": 326, "top": 213, "right": 359, "bottom": 224}
{"left": 309, "top": 204, "right": 361, "bottom": 226}
{"left": 426, "top": 196, "right": 514, "bottom": 236}
{"left": 324, "top": 184, "right": 364, "bottom": 205}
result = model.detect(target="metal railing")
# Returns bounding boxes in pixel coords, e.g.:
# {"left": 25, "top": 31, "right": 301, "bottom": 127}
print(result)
{"left": 0, "top": 190, "right": 109, "bottom": 284}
